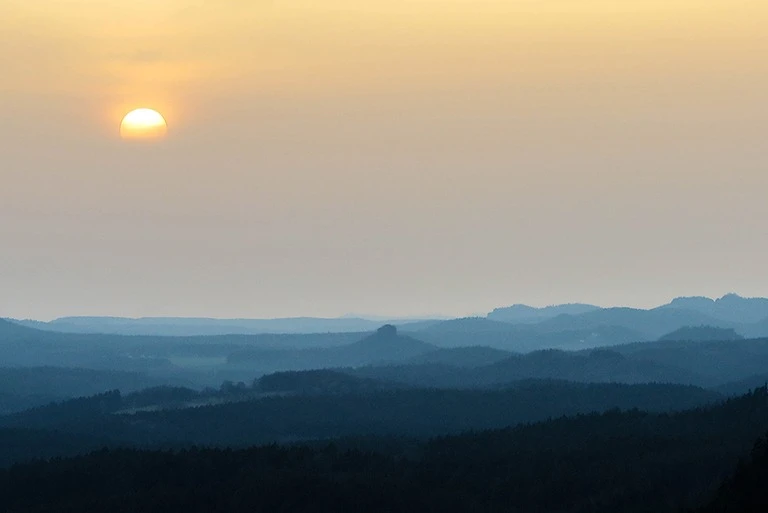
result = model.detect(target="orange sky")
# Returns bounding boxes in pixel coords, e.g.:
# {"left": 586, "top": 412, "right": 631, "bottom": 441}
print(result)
{"left": 1, "top": 1, "right": 767, "bottom": 319}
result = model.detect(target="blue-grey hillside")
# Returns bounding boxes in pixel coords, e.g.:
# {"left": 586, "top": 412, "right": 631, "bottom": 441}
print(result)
{"left": 0, "top": 367, "right": 164, "bottom": 415}
{"left": 659, "top": 325, "right": 744, "bottom": 342}
{"left": 660, "top": 293, "right": 768, "bottom": 324}
{"left": 488, "top": 303, "right": 600, "bottom": 323}
{"left": 608, "top": 338, "right": 768, "bottom": 385}
{"left": 531, "top": 307, "right": 733, "bottom": 340}
{"left": 408, "top": 317, "right": 644, "bottom": 351}
{"left": 741, "top": 316, "right": 768, "bottom": 339}
{"left": 405, "top": 346, "right": 513, "bottom": 367}
{"left": 338, "top": 325, "right": 436, "bottom": 363}
{"left": 349, "top": 348, "right": 704, "bottom": 388}
{"left": 227, "top": 325, "right": 437, "bottom": 370}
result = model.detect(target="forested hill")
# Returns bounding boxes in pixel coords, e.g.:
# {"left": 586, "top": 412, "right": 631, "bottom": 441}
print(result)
{"left": 1, "top": 387, "right": 767, "bottom": 513}
{"left": 0, "top": 381, "right": 722, "bottom": 449}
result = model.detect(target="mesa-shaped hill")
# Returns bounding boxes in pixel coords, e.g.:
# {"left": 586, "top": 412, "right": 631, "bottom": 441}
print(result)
{"left": 339, "top": 325, "right": 436, "bottom": 363}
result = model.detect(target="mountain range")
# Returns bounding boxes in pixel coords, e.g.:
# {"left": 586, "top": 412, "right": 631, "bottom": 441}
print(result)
{"left": 9, "top": 294, "right": 768, "bottom": 341}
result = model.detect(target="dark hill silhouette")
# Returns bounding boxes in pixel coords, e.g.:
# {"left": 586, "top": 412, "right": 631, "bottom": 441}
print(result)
{"left": 659, "top": 325, "right": 744, "bottom": 342}
{"left": 488, "top": 303, "right": 600, "bottom": 323}
{"left": 338, "top": 325, "right": 436, "bottom": 363}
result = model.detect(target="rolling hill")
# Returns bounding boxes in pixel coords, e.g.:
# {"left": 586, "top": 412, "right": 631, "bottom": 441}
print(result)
{"left": 487, "top": 303, "right": 600, "bottom": 323}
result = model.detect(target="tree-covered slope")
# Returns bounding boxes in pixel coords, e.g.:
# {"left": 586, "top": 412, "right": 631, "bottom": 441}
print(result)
{"left": 1, "top": 388, "right": 767, "bottom": 513}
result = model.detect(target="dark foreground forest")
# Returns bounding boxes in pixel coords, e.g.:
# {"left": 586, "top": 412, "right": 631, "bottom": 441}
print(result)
{"left": 2, "top": 387, "right": 768, "bottom": 513}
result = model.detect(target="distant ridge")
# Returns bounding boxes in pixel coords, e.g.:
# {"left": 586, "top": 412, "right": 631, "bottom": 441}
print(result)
{"left": 661, "top": 293, "right": 768, "bottom": 324}
{"left": 0, "top": 318, "right": 39, "bottom": 335}
{"left": 11, "top": 316, "right": 441, "bottom": 337}
{"left": 533, "top": 307, "right": 731, "bottom": 340}
{"left": 487, "top": 303, "right": 600, "bottom": 323}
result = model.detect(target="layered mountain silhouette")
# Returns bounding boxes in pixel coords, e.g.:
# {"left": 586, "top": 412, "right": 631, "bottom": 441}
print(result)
{"left": 9, "top": 294, "right": 768, "bottom": 345}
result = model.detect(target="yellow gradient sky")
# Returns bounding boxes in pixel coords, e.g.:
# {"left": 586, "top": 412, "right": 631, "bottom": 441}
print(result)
{"left": 1, "top": 1, "right": 767, "bottom": 319}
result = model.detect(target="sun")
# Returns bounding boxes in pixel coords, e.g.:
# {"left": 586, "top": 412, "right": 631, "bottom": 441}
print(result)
{"left": 120, "top": 108, "right": 168, "bottom": 140}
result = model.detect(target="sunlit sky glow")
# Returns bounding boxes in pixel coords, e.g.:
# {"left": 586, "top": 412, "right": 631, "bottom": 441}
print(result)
{"left": 1, "top": 1, "right": 767, "bottom": 319}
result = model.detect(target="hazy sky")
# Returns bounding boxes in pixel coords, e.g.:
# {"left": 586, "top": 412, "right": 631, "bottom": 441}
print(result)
{"left": 1, "top": 0, "right": 767, "bottom": 320}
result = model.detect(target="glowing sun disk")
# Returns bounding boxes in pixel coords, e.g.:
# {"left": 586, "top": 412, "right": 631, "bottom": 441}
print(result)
{"left": 120, "top": 108, "right": 168, "bottom": 140}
